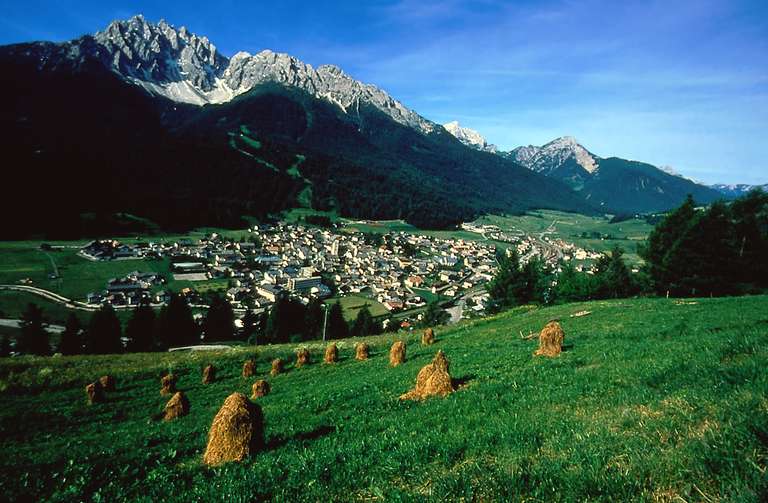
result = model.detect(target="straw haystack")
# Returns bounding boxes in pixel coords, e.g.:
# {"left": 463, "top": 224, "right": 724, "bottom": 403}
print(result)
{"left": 99, "top": 375, "right": 116, "bottom": 392}
{"left": 534, "top": 321, "right": 565, "bottom": 357}
{"left": 203, "top": 393, "right": 265, "bottom": 466}
{"left": 400, "top": 350, "right": 454, "bottom": 400}
{"left": 163, "top": 391, "right": 190, "bottom": 421}
{"left": 242, "top": 359, "right": 256, "bottom": 378}
{"left": 160, "top": 374, "right": 177, "bottom": 396}
{"left": 296, "top": 348, "right": 310, "bottom": 368}
{"left": 422, "top": 328, "right": 435, "bottom": 345}
{"left": 355, "top": 342, "right": 370, "bottom": 361}
{"left": 202, "top": 364, "right": 216, "bottom": 384}
{"left": 324, "top": 343, "right": 338, "bottom": 364}
{"left": 389, "top": 341, "right": 406, "bottom": 366}
{"left": 251, "top": 379, "right": 271, "bottom": 399}
{"left": 270, "top": 358, "right": 284, "bottom": 377}
{"left": 85, "top": 381, "right": 105, "bottom": 405}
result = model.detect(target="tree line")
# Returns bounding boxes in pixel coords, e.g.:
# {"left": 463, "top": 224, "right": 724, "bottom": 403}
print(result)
{"left": 2, "top": 291, "right": 447, "bottom": 356}
{"left": 486, "top": 189, "right": 768, "bottom": 312}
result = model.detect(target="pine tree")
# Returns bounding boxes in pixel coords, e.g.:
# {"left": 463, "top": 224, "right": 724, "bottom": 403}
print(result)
{"left": 0, "top": 334, "right": 11, "bottom": 357}
{"left": 202, "top": 293, "right": 234, "bottom": 342}
{"left": 304, "top": 298, "right": 324, "bottom": 340}
{"left": 125, "top": 301, "right": 156, "bottom": 352}
{"left": 58, "top": 313, "right": 83, "bottom": 355}
{"left": 86, "top": 304, "right": 122, "bottom": 354}
{"left": 351, "top": 305, "right": 374, "bottom": 338}
{"left": 487, "top": 250, "right": 548, "bottom": 311}
{"left": 156, "top": 294, "right": 198, "bottom": 349}
{"left": 18, "top": 303, "right": 49, "bottom": 356}
{"left": 422, "top": 300, "right": 449, "bottom": 327}
{"left": 593, "top": 246, "right": 634, "bottom": 299}
{"left": 326, "top": 302, "right": 349, "bottom": 339}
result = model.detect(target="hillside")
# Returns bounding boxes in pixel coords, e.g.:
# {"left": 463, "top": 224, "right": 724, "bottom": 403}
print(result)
{"left": 0, "top": 17, "right": 594, "bottom": 239}
{"left": 1, "top": 295, "right": 766, "bottom": 501}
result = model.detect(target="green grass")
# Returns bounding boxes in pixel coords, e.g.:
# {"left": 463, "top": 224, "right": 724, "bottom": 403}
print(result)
{"left": 326, "top": 295, "right": 390, "bottom": 321}
{"left": 1, "top": 295, "right": 766, "bottom": 501}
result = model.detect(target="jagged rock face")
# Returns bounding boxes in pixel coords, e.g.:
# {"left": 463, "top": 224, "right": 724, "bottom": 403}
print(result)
{"left": 509, "top": 136, "right": 599, "bottom": 176}
{"left": 443, "top": 121, "right": 497, "bottom": 152}
{"left": 94, "top": 16, "right": 227, "bottom": 92}
{"left": 81, "top": 15, "right": 435, "bottom": 133}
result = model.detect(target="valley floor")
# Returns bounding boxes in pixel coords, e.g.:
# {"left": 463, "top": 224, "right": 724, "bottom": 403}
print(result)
{"left": 0, "top": 295, "right": 766, "bottom": 501}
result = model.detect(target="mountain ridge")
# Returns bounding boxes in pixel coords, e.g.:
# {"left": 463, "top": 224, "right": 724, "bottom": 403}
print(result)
{"left": 0, "top": 15, "right": 596, "bottom": 238}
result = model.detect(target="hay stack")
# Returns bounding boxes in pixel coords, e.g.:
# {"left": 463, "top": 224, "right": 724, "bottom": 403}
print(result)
{"left": 202, "top": 364, "right": 216, "bottom": 384}
{"left": 242, "top": 359, "right": 256, "bottom": 378}
{"left": 323, "top": 343, "right": 338, "bottom": 364}
{"left": 160, "top": 374, "right": 177, "bottom": 396}
{"left": 534, "top": 321, "right": 565, "bottom": 357}
{"left": 355, "top": 342, "right": 370, "bottom": 361}
{"left": 99, "top": 375, "right": 116, "bottom": 392}
{"left": 251, "top": 379, "right": 271, "bottom": 399}
{"left": 270, "top": 358, "right": 284, "bottom": 377}
{"left": 163, "top": 391, "right": 190, "bottom": 421}
{"left": 295, "top": 348, "right": 310, "bottom": 368}
{"left": 422, "top": 328, "right": 435, "bottom": 346}
{"left": 400, "top": 350, "right": 454, "bottom": 400}
{"left": 203, "top": 392, "right": 265, "bottom": 466}
{"left": 389, "top": 340, "right": 406, "bottom": 366}
{"left": 85, "top": 381, "right": 105, "bottom": 405}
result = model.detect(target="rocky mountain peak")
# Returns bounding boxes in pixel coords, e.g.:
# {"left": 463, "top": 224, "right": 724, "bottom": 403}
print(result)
{"left": 82, "top": 17, "right": 436, "bottom": 133}
{"left": 512, "top": 136, "right": 599, "bottom": 175}
{"left": 443, "top": 121, "right": 497, "bottom": 152}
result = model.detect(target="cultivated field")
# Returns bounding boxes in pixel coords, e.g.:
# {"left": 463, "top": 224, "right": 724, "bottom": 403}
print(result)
{"left": 1, "top": 295, "right": 766, "bottom": 501}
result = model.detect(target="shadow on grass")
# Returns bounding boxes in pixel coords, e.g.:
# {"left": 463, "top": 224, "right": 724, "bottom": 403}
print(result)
{"left": 452, "top": 374, "right": 475, "bottom": 390}
{"left": 267, "top": 424, "right": 335, "bottom": 451}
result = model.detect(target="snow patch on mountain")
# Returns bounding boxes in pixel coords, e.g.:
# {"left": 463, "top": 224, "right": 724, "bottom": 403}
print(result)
{"left": 89, "top": 15, "right": 435, "bottom": 133}
{"left": 443, "top": 121, "right": 497, "bottom": 152}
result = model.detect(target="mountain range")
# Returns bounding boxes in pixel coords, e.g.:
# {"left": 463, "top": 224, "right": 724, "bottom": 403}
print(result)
{"left": 0, "top": 15, "right": 749, "bottom": 238}
{"left": 444, "top": 123, "right": 726, "bottom": 214}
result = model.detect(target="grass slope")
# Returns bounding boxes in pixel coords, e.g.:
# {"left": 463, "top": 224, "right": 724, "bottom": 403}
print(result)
{"left": 1, "top": 296, "right": 767, "bottom": 501}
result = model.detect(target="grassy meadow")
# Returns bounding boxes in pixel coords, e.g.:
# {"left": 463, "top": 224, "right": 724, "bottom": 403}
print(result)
{"left": 0, "top": 295, "right": 766, "bottom": 501}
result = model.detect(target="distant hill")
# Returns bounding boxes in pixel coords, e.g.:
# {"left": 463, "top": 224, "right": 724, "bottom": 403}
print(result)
{"left": 0, "top": 15, "right": 593, "bottom": 238}
{"left": 441, "top": 128, "right": 724, "bottom": 213}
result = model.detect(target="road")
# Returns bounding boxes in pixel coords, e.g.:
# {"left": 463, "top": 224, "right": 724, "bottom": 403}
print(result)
{"left": 0, "top": 319, "right": 65, "bottom": 334}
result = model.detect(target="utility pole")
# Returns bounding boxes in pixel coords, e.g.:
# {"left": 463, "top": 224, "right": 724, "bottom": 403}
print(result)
{"left": 322, "top": 303, "right": 329, "bottom": 342}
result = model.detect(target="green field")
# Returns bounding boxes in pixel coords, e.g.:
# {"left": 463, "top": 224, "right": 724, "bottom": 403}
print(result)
{"left": 477, "top": 211, "right": 654, "bottom": 263}
{"left": 326, "top": 294, "right": 390, "bottom": 321}
{"left": 1, "top": 295, "right": 766, "bottom": 501}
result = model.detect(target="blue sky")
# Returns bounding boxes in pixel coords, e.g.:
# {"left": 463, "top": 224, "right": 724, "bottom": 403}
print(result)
{"left": 1, "top": 0, "right": 767, "bottom": 184}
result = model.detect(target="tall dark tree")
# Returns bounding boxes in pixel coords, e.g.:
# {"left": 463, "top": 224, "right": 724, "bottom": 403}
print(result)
{"left": 641, "top": 195, "right": 697, "bottom": 295}
{"left": 487, "top": 251, "right": 549, "bottom": 311}
{"left": 58, "top": 313, "right": 83, "bottom": 355}
{"left": 0, "top": 334, "right": 10, "bottom": 357}
{"left": 86, "top": 304, "right": 122, "bottom": 354}
{"left": 202, "top": 293, "right": 235, "bottom": 342}
{"left": 156, "top": 294, "right": 198, "bottom": 349}
{"left": 263, "top": 296, "right": 306, "bottom": 344}
{"left": 304, "top": 298, "right": 325, "bottom": 340}
{"left": 730, "top": 189, "right": 768, "bottom": 287}
{"left": 17, "top": 303, "right": 49, "bottom": 356}
{"left": 593, "top": 246, "right": 635, "bottom": 299}
{"left": 243, "top": 311, "right": 267, "bottom": 345}
{"left": 422, "top": 300, "right": 449, "bottom": 327}
{"left": 326, "top": 302, "right": 349, "bottom": 339}
{"left": 554, "top": 262, "right": 596, "bottom": 303}
{"left": 351, "top": 305, "right": 375, "bottom": 338}
{"left": 125, "top": 300, "right": 156, "bottom": 352}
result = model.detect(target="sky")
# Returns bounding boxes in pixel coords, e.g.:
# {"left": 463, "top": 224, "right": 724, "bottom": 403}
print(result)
{"left": 1, "top": 0, "right": 767, "bottom": 184}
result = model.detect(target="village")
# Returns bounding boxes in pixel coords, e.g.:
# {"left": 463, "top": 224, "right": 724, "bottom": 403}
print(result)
{"left": 80, "top": 220, "right": 605, "bottom": 323}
